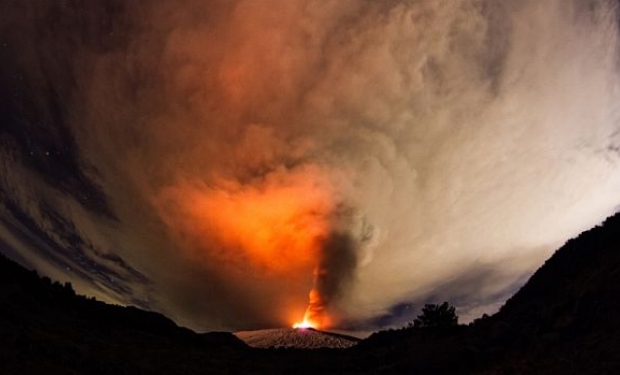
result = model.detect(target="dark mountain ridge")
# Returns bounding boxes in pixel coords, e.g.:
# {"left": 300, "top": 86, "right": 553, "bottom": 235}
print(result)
{"left": 3, "top": 211, "right": 620, "bottom": 373}
{"left": 482, "top": 211, "right": 620, "bottom": 373}
{"left": 0, "top": 251, "right": 248, "bottom": 375}
{"left": 352, "top": 212, "right": 620, "bottom": 374}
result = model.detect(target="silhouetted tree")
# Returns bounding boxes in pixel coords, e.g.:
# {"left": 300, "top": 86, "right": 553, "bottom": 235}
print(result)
{"left": 410, "top": 302, "right": 458, "bottom": 329}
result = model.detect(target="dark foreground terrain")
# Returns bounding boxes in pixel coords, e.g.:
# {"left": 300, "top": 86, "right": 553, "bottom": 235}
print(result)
{"left": 3, "top": 212, "right": 620, "bottom": 374}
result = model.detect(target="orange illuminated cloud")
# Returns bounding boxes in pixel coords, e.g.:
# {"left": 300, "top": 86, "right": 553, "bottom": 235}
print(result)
{"left": 197, "top": 183, "right": 331, "bottom": 272}
{"left": 159, "top": 166, "right": 335, "bottom": 275}
{"left": 156, "top": 166, "right": 338, "bottom": 327}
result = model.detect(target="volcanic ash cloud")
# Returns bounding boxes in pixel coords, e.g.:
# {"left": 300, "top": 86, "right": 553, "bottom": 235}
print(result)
{"left": 5, "top": 0, "right": 620, "bottom": 330}
{"left": 86, "top": 0, "right": 620, "bottom": 327}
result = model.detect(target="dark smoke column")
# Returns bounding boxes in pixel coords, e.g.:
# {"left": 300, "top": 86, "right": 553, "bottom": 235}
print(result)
{"left": 299, "top": 232, "right": 357, "bottom": 328}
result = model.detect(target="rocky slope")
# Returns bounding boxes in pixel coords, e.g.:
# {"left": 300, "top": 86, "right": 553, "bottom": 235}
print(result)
{"left": 235, "top": 328, "right": 360, "bottom": 349}
{"left": 0, "top": 251, "right": 249, "bottom": 375}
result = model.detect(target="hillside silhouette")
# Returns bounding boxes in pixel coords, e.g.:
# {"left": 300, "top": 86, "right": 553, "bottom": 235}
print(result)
{"left": 352, "top": 213, "right": 620, "bottom": 374}
{"left": 478, "top": 212, "right": 620, "bottom": 373}
{"left": 3, "top": 212, "right": 620, "bottom": 373}
{"left": 0, "top": 252, "right": 248, "bottom": 374}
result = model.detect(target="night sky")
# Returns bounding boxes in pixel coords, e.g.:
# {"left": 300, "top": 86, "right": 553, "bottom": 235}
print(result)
{"left": 2, "top": 0, "right": 620, "bottom": 333}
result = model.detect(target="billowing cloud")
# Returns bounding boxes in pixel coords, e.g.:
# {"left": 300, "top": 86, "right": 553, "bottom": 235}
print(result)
{"left": 1, "top": 0, "right": 620, "bottom": 331}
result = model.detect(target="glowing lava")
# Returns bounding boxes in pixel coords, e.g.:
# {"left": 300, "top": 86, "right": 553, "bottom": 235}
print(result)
{"left": 293, "top": 318, "right": 317, "bottom": 329}
{"left": 293, "top": 286, "right": 330, "bottom": 329}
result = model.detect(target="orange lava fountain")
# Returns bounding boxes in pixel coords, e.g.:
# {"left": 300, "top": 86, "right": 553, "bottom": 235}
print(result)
{"left": 292, "top": 318, "right": 316, "bottom": 329}
{"left": 293, "top": 277, "right": 330, "bottom": 329}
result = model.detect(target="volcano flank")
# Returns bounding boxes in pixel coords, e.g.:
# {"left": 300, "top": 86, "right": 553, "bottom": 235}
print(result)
{"left": 235, "top": 328, "right": 360, "bottom": 349}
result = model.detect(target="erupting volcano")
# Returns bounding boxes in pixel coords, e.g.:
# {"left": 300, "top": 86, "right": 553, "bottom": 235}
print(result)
{"left": 156, "top": 164, "right": 353, "bottom": 328}
{"left": 3, "top": 0, "right": 620, "bottom": 342}
{"left": 294, "top": 274, "right": 333, "bottom": 329}
{"left": 293, "top": 289, "right": 322, "bottom": 329}
{"left": 292, "top": 320, "right": 315, "bottom": 329}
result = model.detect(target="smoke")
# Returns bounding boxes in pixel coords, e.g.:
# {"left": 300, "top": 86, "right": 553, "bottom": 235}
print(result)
{"left": 2, "top": 0, "right": 620, "bottom": 330}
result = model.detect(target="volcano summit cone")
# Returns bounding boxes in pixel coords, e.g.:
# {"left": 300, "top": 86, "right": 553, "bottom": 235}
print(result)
{"left": 234, "top": 328, "right": 360, "bottom": 349}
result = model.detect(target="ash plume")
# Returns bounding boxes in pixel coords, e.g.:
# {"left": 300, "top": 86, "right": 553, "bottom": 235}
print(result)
{"left": 1, "top": 0, "right": 620, "bottom": 331}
